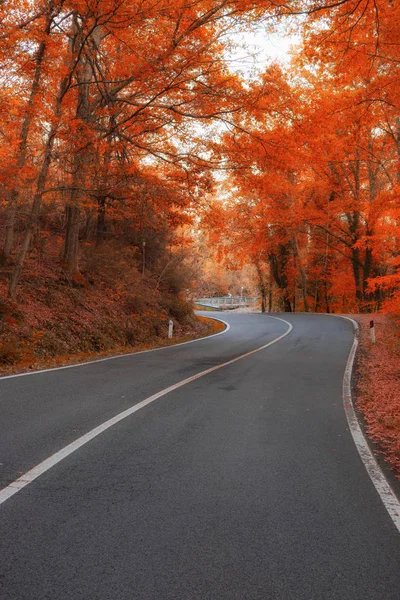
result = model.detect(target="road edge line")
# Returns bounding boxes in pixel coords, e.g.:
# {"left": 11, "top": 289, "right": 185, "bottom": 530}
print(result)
{"left": 339, "top": 315, "right": 400, "bottom": 534}
{"left": 0, "top": 316, "right": 292, "bottom": 507}
{"left": 0, "top": 315, "right": 230, "bottom": 382}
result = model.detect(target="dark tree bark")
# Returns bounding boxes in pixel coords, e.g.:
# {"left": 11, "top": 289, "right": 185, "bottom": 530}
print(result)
{"left": 63, "top": 16, "right": 105, "bottom": 275}
{"left": 254, "top": 260, "right": 267, "bottom": 313}
{"left": 95, "top": 196, "right": 107, "bottom": 247}
{"left": 269, "top": 244, "right": 292, "bottom": 312}
{"left": 292, "top": 234, "right": 310, "bottom": 312}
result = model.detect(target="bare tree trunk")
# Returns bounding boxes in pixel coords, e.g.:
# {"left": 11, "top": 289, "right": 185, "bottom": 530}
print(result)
{"left": 322, "top": 229, "right": 329, "bottom": 311}
{"left": 268, "top": 279, "right": 273, "bottom": 312}
{"left": 63, "top": 203, "right": 81, "bottom": 274}
{"left": 324, "top": 279, "right": 330, "bottom": 313}
{"left": 254, "top": 260, "right": 266, "bottom": 313}
{"left": 95, "top": 196, "right": 107, "bottom": 247}
{"left": 261, "top": 291, "right": 266, "bottom": 313}
{"left": 83, "top": 209, "right": 93, "bottom": 242}
{"left": 314, "top": 286, "right": 320, "bottom": 312}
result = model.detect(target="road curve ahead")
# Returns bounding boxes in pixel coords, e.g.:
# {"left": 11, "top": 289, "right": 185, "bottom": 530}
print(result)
{"left": 1, "top": 313, "right": 399, "bottom": 599}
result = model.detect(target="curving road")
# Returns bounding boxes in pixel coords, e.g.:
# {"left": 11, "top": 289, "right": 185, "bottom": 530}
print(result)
{"left": 0, "top": 313, "right": 399, "bottom": 599}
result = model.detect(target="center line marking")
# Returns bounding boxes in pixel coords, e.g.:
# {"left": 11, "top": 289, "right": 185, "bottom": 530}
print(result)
{"left": 0, "top": 316, "right": 292, "bottom": 507}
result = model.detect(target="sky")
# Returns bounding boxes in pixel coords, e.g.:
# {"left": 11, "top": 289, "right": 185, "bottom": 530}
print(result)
{"left": 225, "top": 24, "right": 301, "bottom": 79}
{"left": 144, "top": 22, "right": 302, "bottom": 169}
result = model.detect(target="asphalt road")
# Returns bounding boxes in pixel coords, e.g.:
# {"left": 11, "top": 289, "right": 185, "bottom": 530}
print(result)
{"left": 0, "top": 313, "right": 399, "bottom": 599}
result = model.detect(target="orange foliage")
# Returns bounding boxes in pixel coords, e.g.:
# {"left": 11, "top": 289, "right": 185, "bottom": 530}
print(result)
{"left": 200, "top": 0, "right": 400, "bottom": 314}
{"left": 1, "top": 1, "right": 400, "bottom": 314}
{"left": 357, "top": 314, "right": 400, "bottom": 477}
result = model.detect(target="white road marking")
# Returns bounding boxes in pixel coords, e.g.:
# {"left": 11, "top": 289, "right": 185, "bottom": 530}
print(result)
{"left": 0, "top": 316, "right": 292, "bottom": 506}
{"left": 340, "top": 316, "right": 400, "bottom": 534}
{"left": 0, "top": 315, "right": 230, "bottom": 382}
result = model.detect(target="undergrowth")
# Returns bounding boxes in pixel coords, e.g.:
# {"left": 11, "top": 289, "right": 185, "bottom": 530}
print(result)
{"left": 356, "top": 314, "right": 400, "bottom": 478}
{"left": 0, "top": 244, "right": 212, "bottom": 374}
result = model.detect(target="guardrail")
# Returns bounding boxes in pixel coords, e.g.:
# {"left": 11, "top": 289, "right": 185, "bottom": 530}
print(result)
{"left": 195, "top": 296, "right": 258, "bottom": 309}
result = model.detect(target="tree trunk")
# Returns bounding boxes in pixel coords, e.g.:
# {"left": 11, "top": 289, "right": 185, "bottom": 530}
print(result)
{"left": 261, "top": 291, "right": 266, "bottom": 313}
{"left": 324, "top": 279, "right": 330, "bottom": 313}
{"left": 396, "top": 116, "right": 400, "bottom": 185}
{"left": 1, "top": 191, "right": 19, "bottom": 264}
{"left": 347, "top": 209, "right": 363, "bottom": 310}
{"left": 269, "top": 245, "right": 292, "bottom": 312}
{"left": 8, "top": 19, "right": 76, "bottom": 297}
{"left": 268, "top": 279, "right": 273, "bottom": 312}
{"left": 293, "top": 233, "right": 310, "bottom": 312}
{"left": 9, "top": 122, "right": 58, "bottom": 298}
{"left": 314, "top": 286, "right": 320, "bottom": 312}
{"left": 362, "top": 242, "right": 373, "bottom": 306}
{"left": 1, "top": 18, "right": 51, "bottom": 262}
{"left": 95, "top": 196, "right": 107, "bottom": 247}
{"left": 63, "top": 204, "right": 81, "bottom": 275}
{"left": 254, "top": 260, "right": 266, "bottom": 313}
{"left": 351, "top": 246, "right": 363, "bottom": 309}
{"left": 345, "top": 149, "right": 364, "bottom": 310}
{"left": 362, "top": 133, "right": 378, "bottom": 311}
{"left": 62, "top": 15, "right": 105, "bottom": 275}
{"left": 9, "top": 196, "right": 39, "bottom": 299}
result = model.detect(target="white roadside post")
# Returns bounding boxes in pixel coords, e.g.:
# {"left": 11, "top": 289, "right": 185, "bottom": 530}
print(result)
{"left": 168, "top": 320, "right": 174, "bottom": 339}
{"left": 370, "top": 319, "right": 376, "bottom": 344}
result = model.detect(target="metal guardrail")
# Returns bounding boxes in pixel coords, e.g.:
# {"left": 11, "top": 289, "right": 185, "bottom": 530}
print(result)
{"left": 195, "top": 296, "right": 258, "bottom": 308}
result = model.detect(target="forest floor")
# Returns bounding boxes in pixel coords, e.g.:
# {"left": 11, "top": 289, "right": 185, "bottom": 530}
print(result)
{"left": 0, "top": 277, "right": 226, "bottom": 378}
{"left": 0, "top": 312, "right": 224, "bottom": 377}
{"left": 354, "top": 313, "right": 400, "bottom": 480}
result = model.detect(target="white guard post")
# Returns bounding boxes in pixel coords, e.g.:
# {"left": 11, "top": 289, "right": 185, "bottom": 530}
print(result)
{"left": 370, "top": 319, "right": 376, "bottom": 344}
{"left": 168, "top": 320, "right": 174, "bottom": 339}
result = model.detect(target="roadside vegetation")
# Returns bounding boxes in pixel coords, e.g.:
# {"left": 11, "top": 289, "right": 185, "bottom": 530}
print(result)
{"left": 356, "top": 314, "right": 400, "bottom": 479}
{"left": 0, "top": 290, "right": 225, "bottom": 376}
